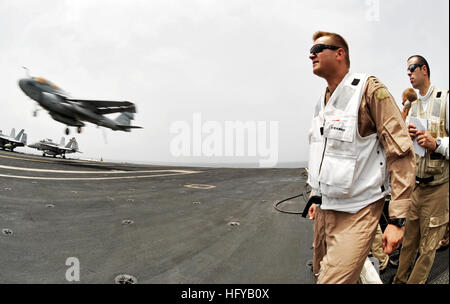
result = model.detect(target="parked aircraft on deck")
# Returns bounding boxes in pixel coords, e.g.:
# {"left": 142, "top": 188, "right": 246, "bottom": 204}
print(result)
{"left": 0, "top": 128, "right": 27, "bottom": 151}
{"left": 28, "top": 137, "right": 81, "bottom": 158}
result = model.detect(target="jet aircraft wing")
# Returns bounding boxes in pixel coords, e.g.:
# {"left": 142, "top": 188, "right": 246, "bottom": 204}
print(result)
{"left": 66, "top": 99, "right": 137, "bottom": 114}
{"left": 37, "top": 143, "right": 63, "bottom": 153}
{"left": 0, "top": 136, "right": 23, "bottom": 144}
{"left": 59, "top": 146, "right": 81, "bottom": 152}
{"left": 5, "top": 139, "right": 22, "bottom": 144}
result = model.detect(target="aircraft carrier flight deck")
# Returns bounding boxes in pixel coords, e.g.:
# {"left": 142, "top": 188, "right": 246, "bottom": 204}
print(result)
{"left": 0, "top": 150, "right": 447, "bottom": 284}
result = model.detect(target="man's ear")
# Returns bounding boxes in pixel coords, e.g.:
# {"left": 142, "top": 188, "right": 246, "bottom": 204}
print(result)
{"left": 421, "top": 65, "right": 429, "bottom": 78}
{"left": 336, "top": 48, "right": 345, "bottom": 62}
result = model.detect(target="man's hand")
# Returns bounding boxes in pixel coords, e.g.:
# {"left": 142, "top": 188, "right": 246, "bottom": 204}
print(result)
{"left": 308, "top": 204, "right": 317, "bottom": 220}
{"left": 416, "top": 130, "right": 437, "bottom": 151}
{"left": 382, "top": 224, "right": 404, "bottom": 254}
{"left": 408, "top": 123, "right": 417, "bottom": 140}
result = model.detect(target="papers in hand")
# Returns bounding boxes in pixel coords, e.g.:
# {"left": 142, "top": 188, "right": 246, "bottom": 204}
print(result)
{"left": 409, "top": 117, "right": 428, "bottom": 157}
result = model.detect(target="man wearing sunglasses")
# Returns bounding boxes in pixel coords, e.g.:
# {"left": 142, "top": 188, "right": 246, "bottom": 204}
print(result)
{"left": 305, "top": 31, "right": 415, "bottom": 283}
{"left": 393, "top": 55, "right": 449, "bottom": 284}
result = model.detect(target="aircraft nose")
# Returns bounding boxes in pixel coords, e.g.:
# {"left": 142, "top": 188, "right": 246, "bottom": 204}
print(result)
{"left": 18, "top": 78, "right": 30, "bottom": 92}
{"left": 19, "top": 78, "right": 40, "bottom": 100}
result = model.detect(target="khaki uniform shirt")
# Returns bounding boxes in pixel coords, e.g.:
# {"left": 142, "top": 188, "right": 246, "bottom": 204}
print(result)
{"left": 325, "top": 76, "right": 415, "bottom": 219}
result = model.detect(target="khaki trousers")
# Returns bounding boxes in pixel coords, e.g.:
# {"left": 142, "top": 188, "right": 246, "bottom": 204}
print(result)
{"left": 393, "top": 182, "right": 449, "bottom": 284}
{"left": 312, "top": 197, "right": 385, "bottom": 284}
{"left": 371, "top": 224, "right": 389, "bottom": 270}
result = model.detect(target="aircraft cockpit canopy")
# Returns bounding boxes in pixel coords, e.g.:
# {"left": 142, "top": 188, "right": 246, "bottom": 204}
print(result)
{"left": 33, "top": 77, "right": 61, "bottom": 90}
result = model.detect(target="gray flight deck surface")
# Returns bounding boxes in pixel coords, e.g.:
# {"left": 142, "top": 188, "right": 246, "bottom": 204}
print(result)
{"left": 0, "top": 150, "right": 448, "bottom": 284}
{"left": 0, "top": 150, "right": 314, "bottom": 284}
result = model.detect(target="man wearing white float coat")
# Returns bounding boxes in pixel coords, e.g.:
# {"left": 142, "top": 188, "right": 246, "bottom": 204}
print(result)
{"left": 306, "top": 31, "right": 415, "bottom": 284}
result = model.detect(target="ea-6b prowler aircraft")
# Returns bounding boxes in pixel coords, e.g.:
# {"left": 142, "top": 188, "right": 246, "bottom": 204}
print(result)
{"left": 18, "top": 71, "right": 142, "bottom": 135}
{"left": 28, "top": 137, "right": 81, "bottom": 158}
{"left": 0, "top": 128, "right": 27, "bottom": 151}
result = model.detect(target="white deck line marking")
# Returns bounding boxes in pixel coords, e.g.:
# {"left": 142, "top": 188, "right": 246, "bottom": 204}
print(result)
{"left": 0, "top": 171, "right": 201, "bottom": 180}
{"left": 0, "top": 164, "right": 197, "bottom": 175}
{"left": 184, "top": 184, "right": 216, "bottom": 189}
{"left": 0, "top": 164, "right": 125, "bottom": 173}
{"left": 0, "top": 154, "right": 64, "bottom": 163}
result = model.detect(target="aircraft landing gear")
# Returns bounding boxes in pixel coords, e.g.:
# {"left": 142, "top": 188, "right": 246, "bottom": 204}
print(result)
{"left": 62, "top": 154, "right": 66, "bottom": 159}
{"left": 33, "top": 107, "right": 40, "bottom": 117}
{"left": 77, "top": 126, "right": 82, "bottom": 134}
{"left": 43, "top": 152, "right": 46, "bottom": 157}
{"left": 65, "top": 127, "right": 70, "bottom": 135}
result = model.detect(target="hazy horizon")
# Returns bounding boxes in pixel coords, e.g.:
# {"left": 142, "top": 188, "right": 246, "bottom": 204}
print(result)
{"left": 1, "top": 0, "right": 448, "bottom": 168}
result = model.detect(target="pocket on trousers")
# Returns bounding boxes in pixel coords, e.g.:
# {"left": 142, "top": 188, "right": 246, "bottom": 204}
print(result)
{"left": 425, "top": 157, "right": 445, "bottom": 175}
{"left": 429, "top": 213, "right": 449, "bottom": 228}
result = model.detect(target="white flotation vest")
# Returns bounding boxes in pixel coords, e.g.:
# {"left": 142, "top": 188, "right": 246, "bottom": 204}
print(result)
{"left": 307, "top": 72, "right": 389, "bottom": 213}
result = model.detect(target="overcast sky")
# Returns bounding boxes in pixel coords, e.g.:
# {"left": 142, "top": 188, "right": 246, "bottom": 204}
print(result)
{"left": 1, "top": 0, "right": 448, "bottom": 167}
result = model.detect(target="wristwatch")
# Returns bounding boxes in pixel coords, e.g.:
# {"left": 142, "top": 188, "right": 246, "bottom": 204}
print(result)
{"left": 435, "top": 137, "right": 442, "bottom": 150}
{"left": 388, "top": 218, "right": 406, "bottom": 228}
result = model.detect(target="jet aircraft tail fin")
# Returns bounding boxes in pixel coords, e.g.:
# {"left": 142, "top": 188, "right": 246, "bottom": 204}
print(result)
{"left": 20, "top": 133, "right": 27, "bottom": 145}
{"left": 67, "top": 137, "right": 79, "bottom": 151}
{"left": 15, "top": 129, "right": 25, "bottom": 141}
{"left": 114, "top": 112, "right": 134, "bottom": 126}
{"left": 10, "top": 128, "right": 16, "bottom": 139}
{"left": 60, "top": 137, "right": 65, "bottom": 147}
{"left": 114, "top": 112, "right": 142, "bottom": 131}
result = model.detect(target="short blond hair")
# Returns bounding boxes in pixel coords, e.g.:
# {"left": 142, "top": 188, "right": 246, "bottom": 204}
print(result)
{"left": 313, "top": 31, "right": 350, "bottom": 67}
{"left": 402, "top": 88, "right": 417, "bottom": 102}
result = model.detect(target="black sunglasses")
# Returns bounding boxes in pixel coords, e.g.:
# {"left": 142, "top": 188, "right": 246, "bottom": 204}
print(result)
{"left": 408, "top": 63, "right": 424, "bottom": 73}
{"left": 310, "top": 44, "right": 341, "bottom": 54}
